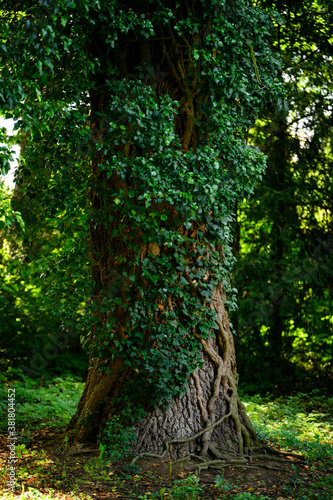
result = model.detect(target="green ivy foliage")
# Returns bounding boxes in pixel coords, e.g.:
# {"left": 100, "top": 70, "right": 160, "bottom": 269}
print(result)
{"left": 0, "top": 0, "right": 283, "bottom": 410}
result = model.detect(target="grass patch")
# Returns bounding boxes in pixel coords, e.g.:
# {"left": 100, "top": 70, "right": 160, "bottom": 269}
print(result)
{"left": 0, "top": 370, "right": 84, "bottom": 437}
{"left": 241, "top": 390, "right": 333, "bottom": 499}
{"left": 0, "top": 487, "right": 91, "bottom": 500}
{"left": 242, "top": 390, "right": 333, "bottom": 461}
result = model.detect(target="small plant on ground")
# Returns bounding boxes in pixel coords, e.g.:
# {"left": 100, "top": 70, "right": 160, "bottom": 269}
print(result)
{"left": 169, "top": 475, "right": 203, "bottom": 500}
{"left": 15, "top": 444, "right": 27, "bottom": 459}
{"left": 98, "top": 442, "right": 107, "bottom": 461}
{"left": 139, "top": 474, "right": 203, "bottom": 500}
{"left": 100, "top": 416, "right": 137, "bottom": 462}
{"left": 215, "top": 474, "right": 233, "bottom": 492}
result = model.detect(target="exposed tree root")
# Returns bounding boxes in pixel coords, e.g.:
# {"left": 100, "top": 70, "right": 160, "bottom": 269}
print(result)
{"left": 131, "top": 448, "right": 295, "bottom": 475}
{"left": 232, "top": 464, "right": 283, "bottom": 472}
{"left": 53, "top": 299, "right": 304, "bottom": 477}
{"left": 132, "top": 319, "right": 256, "bottom": 466}
{"left": 131, "top": 406, "right": 234, "bottom": 466}
{"left": 256, "top": 443, "right": 306, "bottom": 460}
{"left": 194, "top": 459, "right": 228, "bottom": 475}
{"left": 131, "top": 319, "right": 305, "bottom": 475}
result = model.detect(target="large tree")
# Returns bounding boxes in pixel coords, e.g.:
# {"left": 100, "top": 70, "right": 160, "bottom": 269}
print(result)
{"left": 0, "top": 0, "right": 282, "bottom": 459}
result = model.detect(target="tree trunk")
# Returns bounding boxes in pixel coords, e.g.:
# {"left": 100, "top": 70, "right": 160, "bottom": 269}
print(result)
{"left": 2, "top": 0, "right": 280, "bottom": 460}
{"left": 68, "top": 283, "right": 256, "bottom": 458}
{"left": 133, "top": 286, "right": 256, "bottom": 459}
{"left": 65, "top": 0, "right": 273, "bottom": 459}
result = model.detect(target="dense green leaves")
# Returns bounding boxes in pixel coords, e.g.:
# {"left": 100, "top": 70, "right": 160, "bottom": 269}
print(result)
{"left": 233, "top": 0, "right": 333, "bottom": 391}
{"left": 0, "top": 180, "right": 88, "bottom": 376}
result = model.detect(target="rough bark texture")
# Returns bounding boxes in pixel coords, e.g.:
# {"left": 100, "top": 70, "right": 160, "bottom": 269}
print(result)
{"left": 138, "top": 292, "right": 253, "bottom": 459}
{"left": 68, "top": 285, "right": 256, "bottom": 459}
{"left": 67, "top": 358, "right": 128, "bottom": 442}
{"left": 134, "top": 286, "right": 256, "bottom": 459}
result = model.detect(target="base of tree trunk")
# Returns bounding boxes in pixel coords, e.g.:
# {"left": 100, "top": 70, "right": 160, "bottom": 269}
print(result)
{"left": 133, "top": 288, "right": 256, "bottom": 460}
{"left": 133, "top": 332, "right": 256, "bottom": 461}
{"left": 64, "top": 287, "right": 256, "bottom": 462}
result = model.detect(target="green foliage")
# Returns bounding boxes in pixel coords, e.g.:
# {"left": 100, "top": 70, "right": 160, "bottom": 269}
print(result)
{"left": 139, "top": 475, "right": 203, "bottom": 500}
{"left": 232, "top": 0, "right": 333, "bottom": 390}
{"left": 100, "top": 416, "right": 137, "bottom": 462}
{"left": 242, "top": 391, "right": 333, "bottom": 462}
{"left": 85, "top": 51, "right": 281, "bottom": 408}
{"left": 0, "top": 373, "right": 84, "bottom": 436}
{"left": 0, "top": 181, "right": 56, "bottom": 365}
{"left": 0, "top": 489, "right": 57, "bottom": 500}
{"left": 0, "top": 127, "right": 15, "bottom": 178}
{"left": 165, "top": 475, "right": 203, "bottom": 500}
{"left": 214, "top": 474, "right": 233, "bottom": 492}
{"left": 14, "top": 443, "right": 27, "bottom": 459}
{"left": 0, "top": 181, "right": 88, "bottom": 377}
{"left": 0, "top": 180, "right": 24, "bottom": 230}
{"left": 1, "top": 373, "right": 332, "bottom": 500}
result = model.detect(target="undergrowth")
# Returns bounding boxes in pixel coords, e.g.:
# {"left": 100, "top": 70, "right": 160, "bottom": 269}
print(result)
{"left": 0, "top": 373, "right": 332, "bottom": 499}
{"left": 241, "top": 390, "right": 333, "bottom": 461}
{"left": 0, "top": 369, "right": 84, "bottom": 440}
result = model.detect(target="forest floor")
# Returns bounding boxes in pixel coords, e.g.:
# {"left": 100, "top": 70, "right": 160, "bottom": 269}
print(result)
{"left": 0, "top": 374, "right": 332, "bottom": 500}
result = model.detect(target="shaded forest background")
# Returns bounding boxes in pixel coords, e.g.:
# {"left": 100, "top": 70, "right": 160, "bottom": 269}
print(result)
{"left": 0, "top": 0, "right": 332, "bottom": 395}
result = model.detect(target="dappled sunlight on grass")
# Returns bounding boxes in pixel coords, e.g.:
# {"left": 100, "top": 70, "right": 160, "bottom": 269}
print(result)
{"left": 0, "top": 374, "right": 85, "bottom": 436}
{"left": 242, "top": 391, "right": 333, "bottom": 460}
{"left": 0, "top": 487, "right": 92, "bottom": 500}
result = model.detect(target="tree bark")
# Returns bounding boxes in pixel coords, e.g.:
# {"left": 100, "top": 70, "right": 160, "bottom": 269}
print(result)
{"left": 133, "top": 286, "right": 256, "bottom": 459}
{"left": 68, "top": 283, "right": 256, "bottom": 458}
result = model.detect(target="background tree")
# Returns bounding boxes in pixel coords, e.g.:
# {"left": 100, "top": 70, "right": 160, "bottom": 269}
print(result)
{"left": 0, "top": 0, "right": 282, "bottom": 459}
{"left": 0, "top": 89, "right": 90, "bottom": 376}
{"left": 0, "top": 158, "right": 88, "bottom": 378}
{"left": 232, "top": 0, "right": 333, "bottom": 392}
